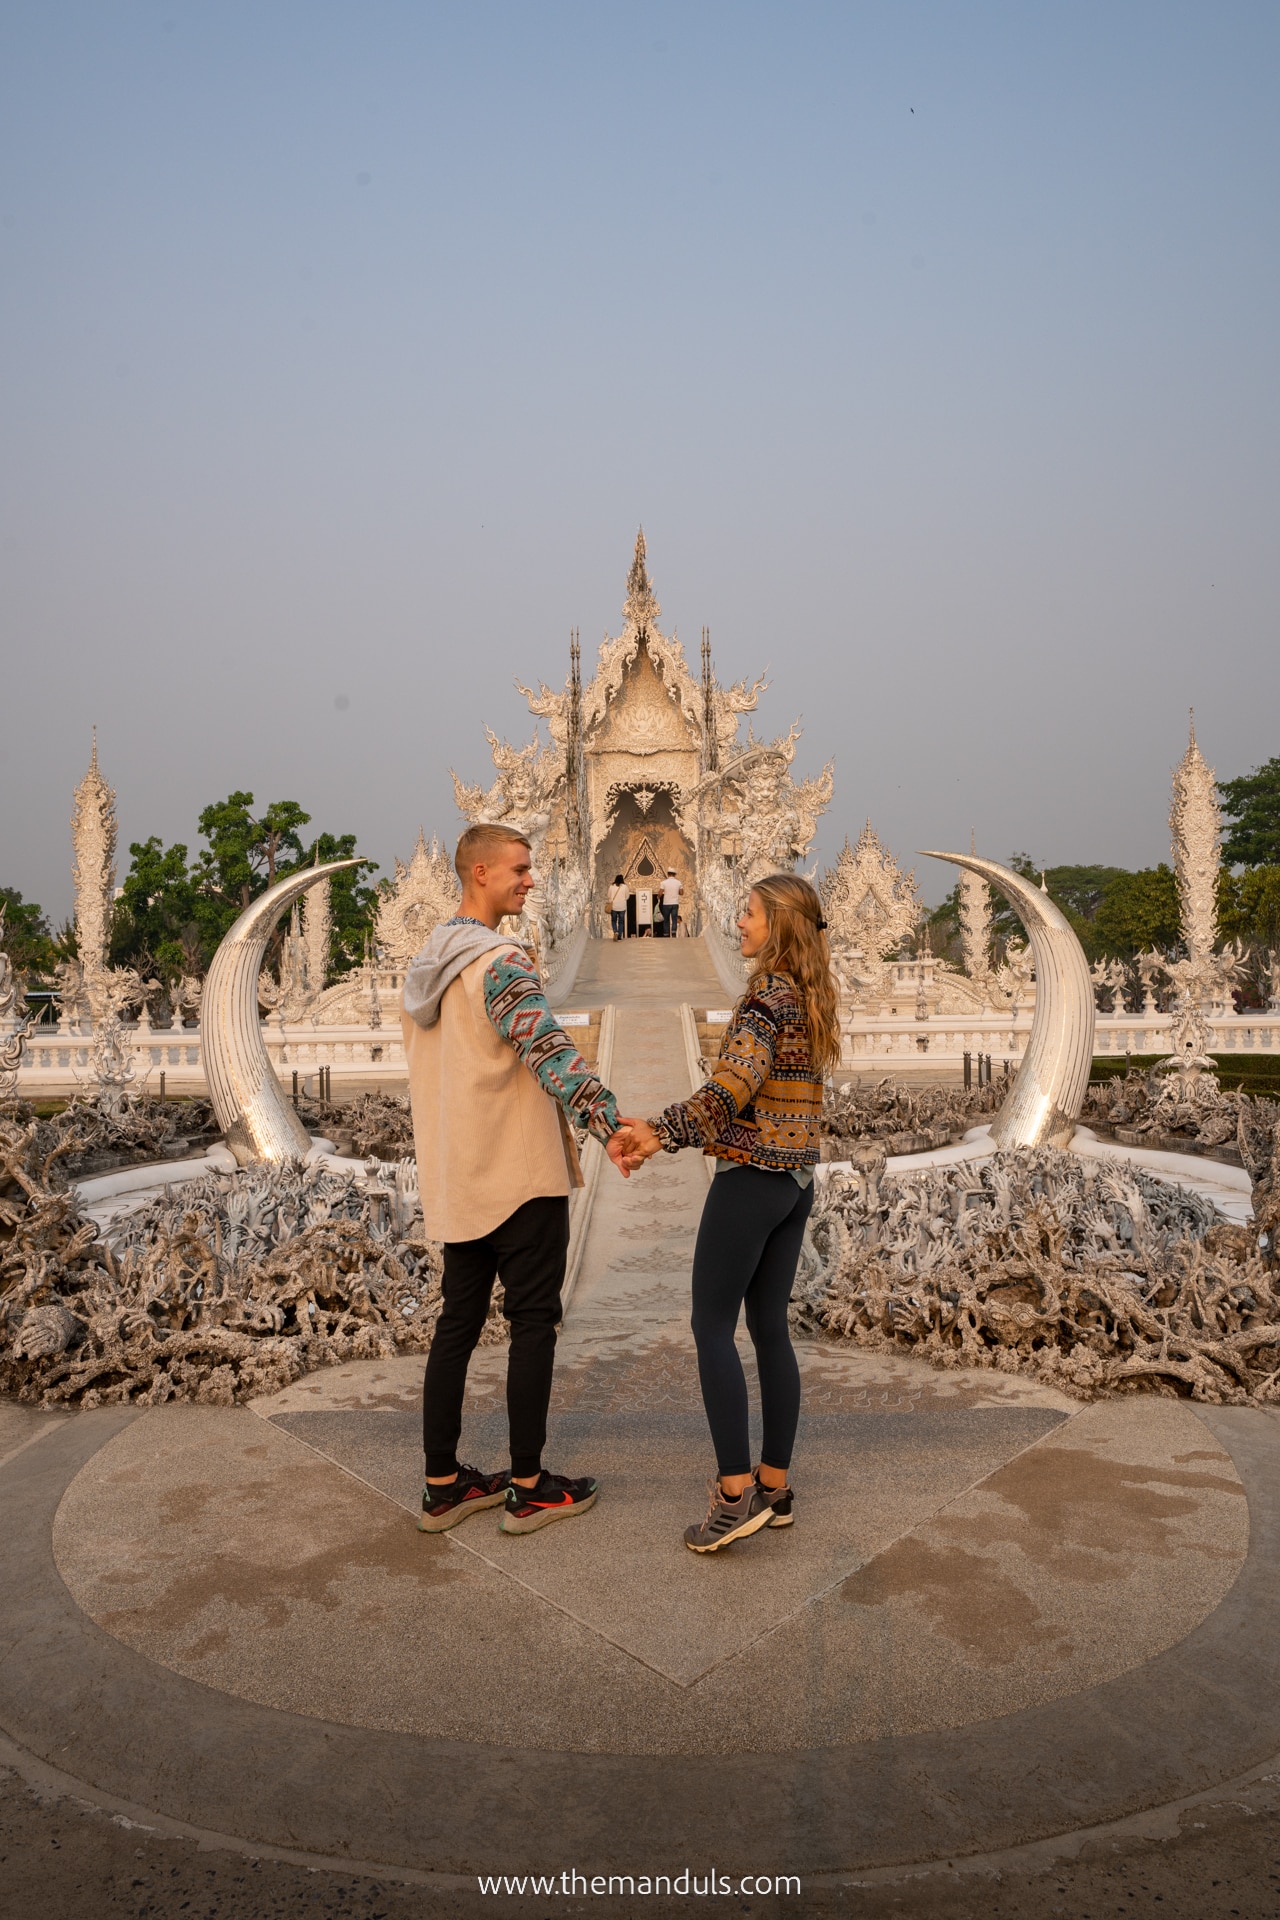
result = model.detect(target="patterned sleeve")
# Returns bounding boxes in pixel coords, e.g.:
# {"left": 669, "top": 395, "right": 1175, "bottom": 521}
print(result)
{"left": 649, "top": 994, "right": 779, "bottom": 1151}
{"left": 482, "top": 950, "right": 620, "bottom": 1145}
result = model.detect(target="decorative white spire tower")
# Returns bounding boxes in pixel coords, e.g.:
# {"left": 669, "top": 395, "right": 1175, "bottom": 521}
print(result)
{"left": 302, "top": 869, "right": 331, "bottom": 994}
{"left": 1169, "top": 711, "right": 1221, "bottom": 961}
{"left": 70, "top": 732, "right": 117, "bottom": 983}
{"left": 957, "top": 829, "right": 993, "bottom": 978}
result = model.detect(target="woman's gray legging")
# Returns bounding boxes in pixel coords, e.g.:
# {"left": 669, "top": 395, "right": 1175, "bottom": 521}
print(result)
{"left": 690, "top": 1164, "right": 814, "bottom": 1477}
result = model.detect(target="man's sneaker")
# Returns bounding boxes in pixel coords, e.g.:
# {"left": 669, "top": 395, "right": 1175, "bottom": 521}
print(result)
{"left": 756, "top": 1476, "right": 794, "bottom": 1527}
{"left": 418, "top": 1464, "right": 510, "bottom": 1533}
{"left": 500, "top": 1470, "right": 598, "bottom": 1533}
{"left": 684, "top": 1480, "right": 775, "bottom": 1554}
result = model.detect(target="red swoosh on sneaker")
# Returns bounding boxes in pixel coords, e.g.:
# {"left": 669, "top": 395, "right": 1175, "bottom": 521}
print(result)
{"left": 525, "top": 1492, "right": 574, "bottom": 1508}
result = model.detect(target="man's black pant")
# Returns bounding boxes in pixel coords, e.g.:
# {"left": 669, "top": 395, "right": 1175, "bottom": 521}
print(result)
{"left": 661, "top": 901, "right": 679, "bottom": 937}
{"left": 423, "top": 1195, "right": 569, "bottom": 1479}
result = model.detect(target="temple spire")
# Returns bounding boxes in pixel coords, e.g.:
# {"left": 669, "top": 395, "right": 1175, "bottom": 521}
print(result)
{"left": 1170, "top": 713, "right": 1221, "bottom": 960}
{"left": 71, "top": 734, "right": 117, "bottom": 984}
{"left": 701, "top": 626, "right": 719, "bottom": 775}
{"left": 565, "top": 628, "right": 584, "bottom": 855}
{"left": 622, "top": 526, "right": 659, "bottom": 633}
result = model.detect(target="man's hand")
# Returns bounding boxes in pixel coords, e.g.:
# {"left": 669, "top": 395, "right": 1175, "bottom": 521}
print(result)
{"left": 606, "top": 1127, "right": 639, "bottom": 1178}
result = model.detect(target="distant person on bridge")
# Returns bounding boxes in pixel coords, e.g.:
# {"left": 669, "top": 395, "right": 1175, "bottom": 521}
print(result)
{"left": 609, "top": 873, "right": 628, "bottom": 940}
{"left": 661, "top": 869, "right": 683, "bottom": 937}
{"left": 402, "top": 824, "right": 642, "bottom": 1537}
{"left": 624, "top": 874, "right": 839, "bottom": 1553}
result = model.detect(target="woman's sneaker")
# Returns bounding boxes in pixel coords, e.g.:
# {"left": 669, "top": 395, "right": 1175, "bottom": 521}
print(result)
{"left": 684, "top": 1480, "right": 775, "bottom": 1554}
{"left": 500, "top": 1470, "right": 598, "bottom": 1533}
{"left": 756, "top": 1475, "right": 794, "bottom": 1527}
{"left": 418, "top": 1464, "right": 510, "bottom": 1532}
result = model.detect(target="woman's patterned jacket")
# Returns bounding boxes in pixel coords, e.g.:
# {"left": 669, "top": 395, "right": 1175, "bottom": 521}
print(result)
{"left": 649, "top": 971, "right": 823, "bottom": 1172}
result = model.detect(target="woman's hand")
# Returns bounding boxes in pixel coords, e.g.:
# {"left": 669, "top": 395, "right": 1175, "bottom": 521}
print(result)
{"left": 618, "top": 1117, "right": 664, "bottom": 1164}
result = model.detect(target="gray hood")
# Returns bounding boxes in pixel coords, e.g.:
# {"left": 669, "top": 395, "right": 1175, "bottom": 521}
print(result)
{"left": 401, "top": 920, "right": 525, "bottom": 1030}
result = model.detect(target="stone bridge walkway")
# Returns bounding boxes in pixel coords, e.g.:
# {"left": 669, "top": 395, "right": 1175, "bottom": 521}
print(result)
{"left": 2, "top": 938, "right": 1280, "bottom": 1899}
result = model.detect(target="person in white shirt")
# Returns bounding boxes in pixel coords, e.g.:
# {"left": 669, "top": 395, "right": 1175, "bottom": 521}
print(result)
{"left": 660, "top": 869, "right": 683, "bottom": 938}
{"left": 609, "top": 874, "right": 628, "bottom": 940}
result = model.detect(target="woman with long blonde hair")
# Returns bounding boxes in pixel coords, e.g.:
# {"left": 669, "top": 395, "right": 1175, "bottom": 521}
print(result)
{"left": 626, "top": 874, "right": 840, "bottom": 1552}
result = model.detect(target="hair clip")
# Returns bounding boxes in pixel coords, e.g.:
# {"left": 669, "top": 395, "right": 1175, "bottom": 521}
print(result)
{"left": 816, "top": 917, "right": 828, "bottom": 931}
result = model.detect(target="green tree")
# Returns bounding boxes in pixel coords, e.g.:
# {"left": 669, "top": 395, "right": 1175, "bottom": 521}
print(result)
{"left": 1220, "top": 757, "right": 1280, "bottom": 867}
{"left": 109, "top": 838, "right": 202, "bottom": 981}
{"left": 193, "top": 792, "right": 261, "bottom": 919}
{"left": 0, "top": 887, "right": 59, "bottom": 984}
{"left": 1042, "top": 864, "right": 1128, "bottom": 922}
{"left": 1220, "top": 866, "right": 1280, "bottom": 951}
{"left": 258, "top": 800, "right": 313, "bottom": 886}
{"left": 194, "top": 792, "right": 312, "bottom": 917}
{"left": 1092, "top": 865, "right": 1180, "bottom": 956}
{"left": 106, "top": 795, "right": 379, "bottom": 979}
{"left": 190, "top": 792, "right": 317, "bottom": 961}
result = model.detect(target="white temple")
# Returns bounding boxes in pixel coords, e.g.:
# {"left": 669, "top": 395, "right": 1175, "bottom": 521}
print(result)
{"left": 7, "top": 635, "right": 1279, "bottom": 1098}
{"left": 454, "top": 531, "right": 833, "bottom": 962}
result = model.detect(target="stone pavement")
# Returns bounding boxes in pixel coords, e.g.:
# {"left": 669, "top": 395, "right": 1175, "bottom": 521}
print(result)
{"left": 3, "top": 938, "right": 1280, "bottom": 1906}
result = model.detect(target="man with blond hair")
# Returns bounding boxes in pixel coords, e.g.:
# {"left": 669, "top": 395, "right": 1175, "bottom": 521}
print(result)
{"left": 402, "top": 824, "right": 637, "bottom": 1534}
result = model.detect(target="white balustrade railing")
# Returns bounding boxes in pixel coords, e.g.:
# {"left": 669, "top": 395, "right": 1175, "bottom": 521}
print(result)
{"left": 13, "top": 1003, "right": 1279, "bottom": 1095}
{"left": 14, "top": 1020, "right": 408, "bottom": 1095}
{"left": 841, "top": 1009, "right": 1280, "bottom": 1069}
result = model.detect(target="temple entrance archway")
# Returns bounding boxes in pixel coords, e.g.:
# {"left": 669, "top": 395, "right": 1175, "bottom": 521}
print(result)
{"left": 593, "top": 787, "right": 695, "bottom": 934}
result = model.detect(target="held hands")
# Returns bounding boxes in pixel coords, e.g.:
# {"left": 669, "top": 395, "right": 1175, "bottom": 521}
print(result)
{"left": 606, "top": 1117, "right": 665, "bottom": 1177}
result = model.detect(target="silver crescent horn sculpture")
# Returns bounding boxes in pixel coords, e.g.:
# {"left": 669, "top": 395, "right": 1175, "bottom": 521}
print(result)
{"left": 202, "top": 859, "right": 363, "bottom": 1165}
{"left": 920, "top": 851, "right": 1095, "bottom": 1151}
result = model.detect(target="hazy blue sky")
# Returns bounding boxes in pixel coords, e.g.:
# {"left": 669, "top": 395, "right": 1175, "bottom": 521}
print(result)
{"left": 3, "top": 1, "right": 1277, "bottom": 921}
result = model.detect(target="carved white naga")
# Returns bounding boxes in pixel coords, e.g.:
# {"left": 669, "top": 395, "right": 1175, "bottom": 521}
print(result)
{"left": 731, "top": 728, "right": 834, "bottom": 887}
{"left": 451, "top": 732, "right": 564, "bottom": 952}
{"left": 452, "top": 731, "right": 559, "bottom": 849}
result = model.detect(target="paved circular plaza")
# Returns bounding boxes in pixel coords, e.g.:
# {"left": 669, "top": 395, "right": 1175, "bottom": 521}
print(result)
{"left": 3, "top": 941, "right": 1279, "bottom": 1885}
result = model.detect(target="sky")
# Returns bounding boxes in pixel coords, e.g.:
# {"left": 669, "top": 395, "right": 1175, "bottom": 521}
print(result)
{"left": 2, "top": 1, "right": 1277, "bottom": 923}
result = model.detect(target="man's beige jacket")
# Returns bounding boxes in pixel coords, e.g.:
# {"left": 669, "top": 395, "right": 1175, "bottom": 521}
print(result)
{"left": 402, "top": 946, "right": 582, "bottom": 1244}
